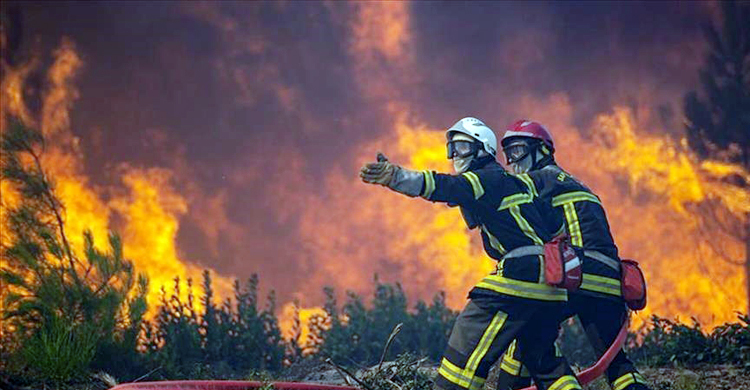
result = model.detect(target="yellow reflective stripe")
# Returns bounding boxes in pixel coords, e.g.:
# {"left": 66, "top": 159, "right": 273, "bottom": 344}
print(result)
{"left": 462, "top": 172, "right": 485, "bottom": 199}
{"left": 612, "top": 373, "right": 647, "bottom": 390}
{"left": 476, "top": 275, "right": 567, "bottom": 301}
{"left": 481, "top": 225, "right": 506, "bottom": 254}
{"left": 516, "top": 173, "right": 538, "bottom": 196}
{"left": 498, "top": 192, "right": 533, "bottom": 210}
{"left": 510, "top": 206, "right": 544, "bottom": 245}
{"left": 421, "top": 170, "right": 435, "bottom": 199}
{"left": 438, "top": 358, "right": 486, "bottom": 390}
{"left": 551, "top": 191, "right": 601, "bottom": 207}
{"left": 500, "top": 356, "right": 521, "bottom": 375}
{"left": 464, "top": 311, "right": 507, "bottom": 381}
{"left": 562, "top": 203, "right": 583, "bottom": 246}
{"left": 581, "top": 274, "right": 622, "bottom": 296}
{"left": 549, "top": 375, "right": 582, "bottom": 390}
{"left": 500, "top": 340, "right": 521, "bottom": 375}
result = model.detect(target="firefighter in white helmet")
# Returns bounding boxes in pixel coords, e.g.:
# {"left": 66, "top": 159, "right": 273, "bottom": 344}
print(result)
{"left": 360, "top": 117, "right": 582, "bottom": 390}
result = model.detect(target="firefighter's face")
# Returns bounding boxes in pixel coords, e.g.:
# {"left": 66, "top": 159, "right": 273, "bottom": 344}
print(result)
{"left": 502, "top": 138, "right": 534, "bottom": 174}
{"left": 448, "top": 133, "right": 478, "bottom": 173}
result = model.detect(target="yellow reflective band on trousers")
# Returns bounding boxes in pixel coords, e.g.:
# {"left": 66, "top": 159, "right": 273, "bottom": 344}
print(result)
{"left": 462, "top": 172, "right": 485, "bottom": 199}
{"left": 481, "top": 225, "right": 507, "bottom": 255}
{"left": 438, "top": 311, "right": 507, "bottom": 390}
{"left": 562, "top": 203, "right": 583, "bottom": 246}
{"left": 581, "top": 273, "right": 622, "bottom": 296}
{"left": 551, "top": 191, "right": 602, "bottom": 207}
{"left": 475, "top": 275, "right": 568, "bottom": 301}
{"left": 613, "top": 372, "right": 647, "bottom": 390}
{"left": 421, "top": 170, "right": 436, "bottom": 199}
{"left": 438, "top": 358, "right": 486, "bottom": 390}
{"left": 509, "top": 206, "right": 544, "bottom": 245}
{"left": 515, "top": 173, "right": 538, "bottom": 197}
{"left": 499, "top": 340, "right": 529, "bottom": 376}
{"left": 548, "top": 375, "right": 582, "bottom": 390}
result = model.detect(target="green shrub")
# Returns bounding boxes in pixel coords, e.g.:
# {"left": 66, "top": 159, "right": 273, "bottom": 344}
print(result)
{"left": 20, "top": 315, "right": 98, "bottom": 383}
{"left": 628, "top": 313, "right": 750, "bottom": 369}
{"left": 308, "top": 276, "right": 457, "bottom": 367}
{"left": 142, "top": 271, "right": 285, "bottom": 379}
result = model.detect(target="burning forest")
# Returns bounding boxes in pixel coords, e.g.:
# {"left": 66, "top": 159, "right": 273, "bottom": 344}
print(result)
{"left": 0, "top": 1, "right": 748, "bottom": 389}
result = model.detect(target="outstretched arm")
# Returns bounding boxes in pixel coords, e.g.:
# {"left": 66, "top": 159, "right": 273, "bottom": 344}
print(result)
{"left": 359, "top": 153, "right": 482, "bottom": 207}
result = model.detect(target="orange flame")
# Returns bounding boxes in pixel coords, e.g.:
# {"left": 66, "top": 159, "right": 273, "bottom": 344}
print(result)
{"left": 0, "top": 40, "right": 235, "bottom": 317}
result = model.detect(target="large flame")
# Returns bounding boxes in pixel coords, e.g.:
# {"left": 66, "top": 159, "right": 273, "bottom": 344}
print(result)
{"left": 3, "top": 3, "right": 747, "bottom": 342}
{"left": 0, "top": 39, "right": 235, "bottom": 315}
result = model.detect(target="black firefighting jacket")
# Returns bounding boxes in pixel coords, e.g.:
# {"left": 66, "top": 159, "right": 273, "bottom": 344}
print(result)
{"left": 419, "top": 160, "right": 568, "bottom": 302}
{"left": 518, "top": 164, "right": 622, "bottom": 300}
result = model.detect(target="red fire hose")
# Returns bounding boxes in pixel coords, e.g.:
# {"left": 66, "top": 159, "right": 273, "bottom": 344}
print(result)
{"left": 111, "top": 381, "right": 360, "bottom": 390}
{"left": 519, "top": 317, "right": 630, "bottom": 390}
{"left": 112, "top": 320, "right": 629, "bottom": 390}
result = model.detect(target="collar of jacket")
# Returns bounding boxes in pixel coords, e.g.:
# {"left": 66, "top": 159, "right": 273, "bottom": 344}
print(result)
{"left": 469, "top": 155, "right": 498, "bottom": 171}
{"left": 533, "top": 155, "right": 556, "bottom": 170}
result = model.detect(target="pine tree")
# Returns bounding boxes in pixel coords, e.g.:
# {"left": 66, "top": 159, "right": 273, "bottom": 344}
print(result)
{"left": 0, "top": 119, "right": 148, "bottom": 381}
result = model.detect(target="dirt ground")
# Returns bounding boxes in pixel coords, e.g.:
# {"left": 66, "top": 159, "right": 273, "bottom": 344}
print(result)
{"left": 482, "top": 363, "right": 750, "bottom": 390}
{"left": 300, "top": 362, "right": 750, "bottom": 390}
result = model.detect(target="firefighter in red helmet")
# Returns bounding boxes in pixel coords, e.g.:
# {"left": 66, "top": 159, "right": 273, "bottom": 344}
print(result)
{"left": 495, "top": 120, "right": 651, "bottom": 390}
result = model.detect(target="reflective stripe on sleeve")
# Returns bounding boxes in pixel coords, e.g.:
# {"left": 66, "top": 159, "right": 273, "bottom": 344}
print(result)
{"left": 551, "top": 191, "right": 602, "bottom": 207}
{"left": 475, "top": 275, "right": 568, "bottom": 301}
{"left": 421, "top": 170, "right": 436, "bottom": 199}
{"left": 462, "top": 171, "right": 485, "bottom": 199}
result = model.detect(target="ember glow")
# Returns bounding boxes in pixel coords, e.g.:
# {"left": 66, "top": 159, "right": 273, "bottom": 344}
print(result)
{"left": 1, "top": 1, "right": 746, "bottom": 335}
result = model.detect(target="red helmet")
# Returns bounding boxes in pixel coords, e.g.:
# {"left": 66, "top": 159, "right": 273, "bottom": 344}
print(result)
{"left": 501, "top": 120, "right": 554, "bottom": 152}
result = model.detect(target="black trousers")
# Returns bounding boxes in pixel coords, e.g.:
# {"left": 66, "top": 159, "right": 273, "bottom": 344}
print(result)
{"left": 434, "top": 296, "right": 581, "bottom": 390}
{"left": 495, "top": 294, "right": 650, "bottom": 390}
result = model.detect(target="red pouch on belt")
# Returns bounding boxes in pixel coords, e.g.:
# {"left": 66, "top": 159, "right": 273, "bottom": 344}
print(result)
{"left": 543, "top": 235, "right": 582, "bottom": 291}
{"left": 621, "top": 259, "right": 647, "bottom": 310}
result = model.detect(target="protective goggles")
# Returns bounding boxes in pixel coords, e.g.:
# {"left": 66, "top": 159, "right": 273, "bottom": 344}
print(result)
{"left": 502, "top": 140, "right": 533, "bottom": 164}
{"left": 447, "top": 140, "right": 480, "bottom": 159}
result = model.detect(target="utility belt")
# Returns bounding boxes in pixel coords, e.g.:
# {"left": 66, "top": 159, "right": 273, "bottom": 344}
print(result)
{"left": 477, "top": 246, "right": 569, "bottom": 302}
{"left": 582, "top": 250, "right": 647, "bottom": 311}
{"left": 502, "top": 238, "right": 582, "bottom": 292}
{"left": 583, "top": 250, "right": 620, "bottom": 271}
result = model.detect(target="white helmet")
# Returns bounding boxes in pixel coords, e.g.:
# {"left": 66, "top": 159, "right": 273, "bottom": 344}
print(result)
{"left": 445, "top": 117, "right": 497, "bottom": 158}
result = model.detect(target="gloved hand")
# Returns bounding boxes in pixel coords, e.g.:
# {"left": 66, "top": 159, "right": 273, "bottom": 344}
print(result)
{"left": 360, "top": 153, "right": 424, "bottom": 197}
{"left": 360, "top": 153, "right": 398, "bottom": 186}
